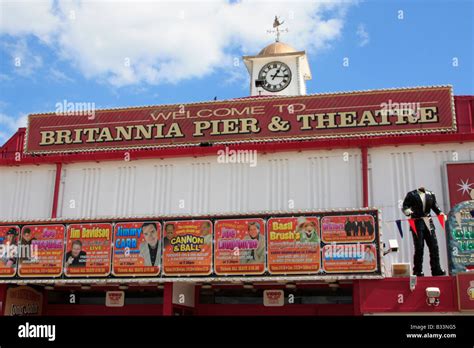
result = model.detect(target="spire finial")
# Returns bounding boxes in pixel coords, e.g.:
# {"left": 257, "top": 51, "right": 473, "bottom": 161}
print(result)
{"left": 267, "top": 15, "right": 288, "bottom": 42}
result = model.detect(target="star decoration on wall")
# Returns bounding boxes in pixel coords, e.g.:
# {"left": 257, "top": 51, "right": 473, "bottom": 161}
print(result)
{"left": 457, "top": 178, "right": 473, "bottom": 196}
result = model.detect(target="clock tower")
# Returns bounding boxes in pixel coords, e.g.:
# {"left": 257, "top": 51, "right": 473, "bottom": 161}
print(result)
{"left": 243, "top": 20, "right": 312, "bottom": 97}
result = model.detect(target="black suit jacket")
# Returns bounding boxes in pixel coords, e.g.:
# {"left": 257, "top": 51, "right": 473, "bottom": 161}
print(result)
{"left": 402, "top": 190, "right": 442, "bottom": 218}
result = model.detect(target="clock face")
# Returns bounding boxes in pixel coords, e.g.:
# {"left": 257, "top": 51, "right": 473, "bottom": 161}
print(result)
{"left": 258, "top": 61, "right": 292, "bottom": 92}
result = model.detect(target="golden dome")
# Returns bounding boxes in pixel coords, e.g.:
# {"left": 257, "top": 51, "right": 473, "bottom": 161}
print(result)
{"left": 258, "top": 41, "right": 297, "bottom": 56}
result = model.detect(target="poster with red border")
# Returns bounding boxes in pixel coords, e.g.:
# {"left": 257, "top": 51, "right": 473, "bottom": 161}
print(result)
{"left": 267, "top": 216, "right": 321, "bottom": 274}
{"left": 112, "top": 221, "right": 162, "bottom": 276}
{"left": 321, "top": 215, "right": 375, "bottom": 243}
{"left": 18, "top": 225, "right": 65, "bottom": 278}
{"left": 64, "top": 223, "right": 112, "bottom": 277}
{"left": 322, "top": 244, "right": 378, "bottom": 273}
{"left": 214, "top": 218, "right": 265, "bottom": 275}
{"left": 445, "top": 162, "right": 474, "bottom": 208}
{"left": 0, "top": 226, "right": 20, "bottom": 277}
{"left": 162, "top": 220, "right": 213, "bottom": 276}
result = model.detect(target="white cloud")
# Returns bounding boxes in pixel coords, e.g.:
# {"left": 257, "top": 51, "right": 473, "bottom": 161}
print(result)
{"left": 48, "top": 68, "right": 75, "bottom": 83}
{"left": 0, "top": 0, "right": 59, "bottom": 43}
{"left": 356, "top": 23, "right": 369, "bottom": 47}
{"left": 0, "top": 112, "right": 27, "bottom": 143}
{"left": 0, "top": 0, "right": 355, "bottom": 86}
{"left": 3, "top": 39, "right": 43, "bottom": 77}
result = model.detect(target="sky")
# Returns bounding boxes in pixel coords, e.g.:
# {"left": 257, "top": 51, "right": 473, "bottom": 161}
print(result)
{"left": 0, "top": 0, "right": 473, "bottom": 143}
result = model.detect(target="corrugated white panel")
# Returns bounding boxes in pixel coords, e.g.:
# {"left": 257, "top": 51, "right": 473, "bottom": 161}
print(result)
{"left": 151, "top": 164, "right": 173, "bottom": 215}
{"left": 83, "top": 167, "right": 101, "bottom": 217}
{"left": 55, "top": 150, "right": 362, "bottom": 219}
{"left": 228, "top": 163, "right": 249, "bottom": 212}
{"left": 114, "top": 166, "right": 136, "bottom": 216}
{"left": 308, "top": 156, "right": 330, "bottom": 209}
{"left": 0, "top": 165, "right": 55, "bottom": 220}
{"left": 306, "top": 152, "right": 361, "bottom": 210}
{"left": 267, "top": 158, "right": 290, "bottom": 210}
{"left": 369, "top": 143, "right": 474, "bottom": 276}
{"left": 190, "top": 162, "right": 211, "bottom": 214}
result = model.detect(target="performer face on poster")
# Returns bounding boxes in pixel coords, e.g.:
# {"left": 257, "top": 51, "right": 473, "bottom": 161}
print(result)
{"left": 22, "top": 229, "right": 33, "bottom": 243}
{"left": 71, "top": 241, "right": 82, "bottom": 258}
{"left": 201, "top": 222, "right": 211, "bottom": 236}
{"left": 2, "top": 228, "right": 18, "bottom": 268}
{"left": 248, "top": 222, "right": 260, "bottom": 239}
{"left": 165, "top": 224, "right": 175, "bottom": 242}
{"left": 5, "top": 230, "right": 17, "bottom": 245}
{"left": 143, "top": 223, "right": 159, "bottom": 248}
{"left": 362, "top": 245, "right": 375, "bottom": 263}
{"left": 66, "top": 240, "right": 87, "bottom": 268}
{"left": 303, "top": 221, "right": 317, "bottom": 239}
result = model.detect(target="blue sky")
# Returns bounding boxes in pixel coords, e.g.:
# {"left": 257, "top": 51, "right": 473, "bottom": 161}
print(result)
{"left": 0, "top": 0, "right": 473, "bottom": 143}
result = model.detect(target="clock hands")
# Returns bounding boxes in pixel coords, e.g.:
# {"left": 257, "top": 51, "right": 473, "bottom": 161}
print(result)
{"left": 271, "top": 67, "right": 282, "bottom": 80}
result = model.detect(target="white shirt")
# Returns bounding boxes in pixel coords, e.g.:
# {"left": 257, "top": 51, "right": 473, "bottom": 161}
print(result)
{"left": 418, "top": 190, "right": 426, "bottom": 211}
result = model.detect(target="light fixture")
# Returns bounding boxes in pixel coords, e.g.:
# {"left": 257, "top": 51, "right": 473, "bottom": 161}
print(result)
{"left": 157, "top": 284, "right": 164, "bottom": 290}
{"left": 118, "top": 285, "right": 128, "bottom": 290}
{"left": 384, "top": 239, "right": 399, "bottom": 255}
{"left": 81, "top": 285, "right": 91, "bottom": 290}
{"left": 426, "top": 287, "right": 440, "bottom": 306}
{"left": 285, "top": 282, "right": 296, "bottom": 289}
{"left": 44, "top": 285, "right": 55, "bottom": 291}
{"left": 201, "top": 283, "right": 212, "bottom": 290}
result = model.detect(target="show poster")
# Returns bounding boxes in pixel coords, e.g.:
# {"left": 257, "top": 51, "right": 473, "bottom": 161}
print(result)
{"left": 18, "top": 225, "right": 65, "bottom": 277}
{"left": 64, "top": 223, "right": 112, "bottom": 277}
{"left": 322, "top": 243, "right": 378, "bottom": 273}
{"left": 162, "top": 220, "right": 213, "bottom": 276}
{"left": 214, "top": 218, "right": 265, "bottom": 275}
{"left": 112, "top": 221, "right": 162, "bottom": 276}
{"left": 0, "top": 226, "right": 20, "bottom": 277}
{"left": 267, "top": 216, "right": 321, "bottom": 274}
{"left": 321, "top": 215, "right": 375, "bottom": 243}
{"left": 447, "top": 200, "right": 474, "bottom": 274}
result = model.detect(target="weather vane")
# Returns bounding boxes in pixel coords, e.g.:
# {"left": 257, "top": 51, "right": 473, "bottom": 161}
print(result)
{"left": 267, "top": 16, "right": 288, "bottom": 42}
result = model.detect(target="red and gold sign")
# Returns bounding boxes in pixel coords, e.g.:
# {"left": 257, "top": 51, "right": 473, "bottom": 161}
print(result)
{"left": 65, "top": 223, "right": 112, "bottom": 277}
{"left": 445, "top": 162, "right": 474, "bottom": 208}
{"left": 4, "top": 286, "right": 43, "bottom": 316}
{"left": 25, "top": 86, "right": 455, "bottom": 153}
{"left": 267, "top": 216, "right": 321, "bottom": 274}
{"left": 18, "top": 225, "right": 65, "bottom": 277}
{"left": 456, "top": 272, "right": 474, "bottom": 312}
{"left": 162, "top": 220, "right": 213, "bottom": 276}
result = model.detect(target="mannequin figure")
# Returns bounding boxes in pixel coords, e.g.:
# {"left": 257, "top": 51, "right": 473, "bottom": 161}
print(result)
{"left": 402, "top": 187, "right": 446, "bottom": 276}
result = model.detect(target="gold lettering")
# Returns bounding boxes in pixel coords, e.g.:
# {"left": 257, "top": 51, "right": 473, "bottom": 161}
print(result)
{"left": 296, "top": 114, "right": 315, "bottom": 130}
{"left": 358, "top": 111, "right": 378, "bottom": 126}
{"left": 196, "top": 109, "right": 212, "bottom": 118}
{"left": 166, "top": 123, "right": 184, "bottom": 138}
{"left": 55, "top": 130, "right": 72, "bottom": 144}
{"left": 135, "top": 125, "right": 154, "bottom": 140}
{"left": 339, "top": 112, "right": 357, "bottom": 127}
{"left": 97, "top": 128, "right": 114, "bottom": 142}
{"left": 221, "top": 119, "right": 240, "bottom": 134}
{"left": 39, "top": 131, "right": 56, "bottom": 146}
{"left": 194, "top": 121, "right": 211, "bottom": 136}
{"left": 315, "top": 113, "right": 337, "bottom": 129}
{"left": 115, "top": 126, "right": 133, "bottom": 141}
{"left": 83, "top": 128, "right": 100, "bottom": 143}
{"left": 419, "top": 106, "right": 438, "bottom": 123}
